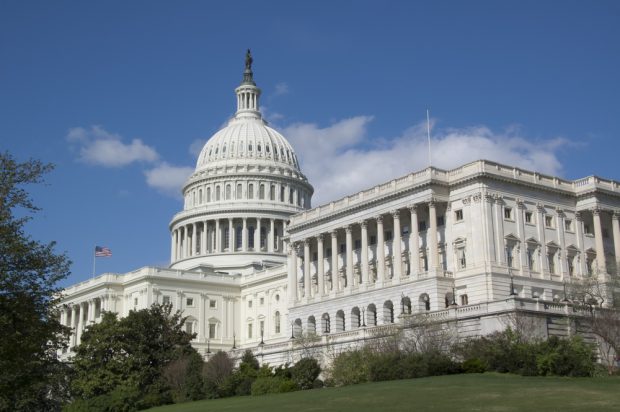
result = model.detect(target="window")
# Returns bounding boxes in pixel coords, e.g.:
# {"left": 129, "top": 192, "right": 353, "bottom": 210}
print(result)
{"left": 225, "top": 185, "right": 231, "bottom": 200}
{"left": 280, "top": 186, "right": 285, "bottom": 202}
{"left": 275, "top": 311, "right": 281, "bottom": 333}
{"left": 370, "top": 235, "right": 376, "bottom": 245}
{"left": 198, "top": 189, "right": 203, "bottom": 204}
{"left": 603, "top": 229, "right": 610, "bottom": 239}
{"left": 458, "top": 248, "right": 466, "bottom": 269}
{"left": 235, "top": 226, "right": 242, "bottom": 249}
{"left": 186, "top": 298, "right": 194, "bottom": 307}
{"left": 504, "top": 207, "right": 512, "bottom": 220}
{"left": 326, "top": 248, "right": 332, "bottom": 257}
{"left": 455, "top": 209, "right": 464, "bottom": 221}
{"left": 259, "top": 184, "right": 265, "bottom": 199}
{"left": 134, "top": 297, "right": 138, "bottom": 306}
{"left": 260, "top": 320, "right": 265, "bottom": 335}
{"left": 236, "top": 183, "right": 242, "bottom": 199}
{"left": 209, "top": 323, "right": 216, "bottom": 339}
{"left": 223, "top": 228, "right": 230, "bottom": 249}
{"left": 548, "top": 253, "right": 556, "bottom": 274}
{"left": 418, "top": 221, "right": 427, "bottom": 232}
{"left": 215, "top": 186, "right": 221, "bottom": 201}
{"left": 527, "top": 248, "right": 535, "bottom": 270}
{"left": 270, "top": 185, "right": 275, "bottom": 201}
{"left": 247, "top": 323, "right": 253, "bottom": 339}
{"left": 186, "top": 321, "right": 193, "bottom": 335}
{"left": 584, "top": 224, "right": 592, "bottom": 235}
{"left": 564, "top": 219, "right": 573, "bottom": 232}
{"left": 339, "top": 243, "right": 345, "bottom": 254}
{"left": 545, "top": 215, "right": 553, "bottom": 228}
{"left": 163, "top": 296, "right": 171, "bottom": 305}
{"left": 460, "top": 294, "right": 469, "bottom": 305}
{"left": 385, "top": 231, "right": 392, "bottom": 241}
{"left": 248, "top": 300, "right": 252, "bottom": 308}
{"left": 437, "top": 216, "right": 444, "bottom": 226}
{"left": 206, "top": 187, "right": 211, "bottom": 202}
{"left": 354, "top": 239, "right": 361, "bottom": 249}
{"left": 313, "top": 252, "right": 318, "bottom": 261}
{"left": 248, "top": 184, "right": 254, "bottom": 199}
{"left": 525, "top": 212, "right": 533, "bottom": 224}
{"left": 568, "top": 257, "right": 574, "bottom": 276}
{"left": 209, "top": 300, "right": 216, "bottom": 309}
{"left": 259, "top": 297, "right": 264, "bottom": 305}
{"left": 260, "top": 227, "right": 267, "bottom": 249}
{"left": 275, "top": 294, "right": 279, "bottom": 301}
{"left": 248, "top": 226, "right": 255, "bottom": 248}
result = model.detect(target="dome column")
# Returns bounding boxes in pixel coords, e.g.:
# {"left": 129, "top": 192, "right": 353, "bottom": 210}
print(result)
{"left": 269, "top": 219, "right": 275, "bottom": 253}
{"left": 254, "top": 218, "right": 261, "bottom": 251}
{"left": 242, "top": 218, "right": 248, "bottom": 252}
{"left": 228, "top": 218, "right": 234, "bottom": 252}
{"left": 215, "top": 219, "right": 221, "bottom": 253}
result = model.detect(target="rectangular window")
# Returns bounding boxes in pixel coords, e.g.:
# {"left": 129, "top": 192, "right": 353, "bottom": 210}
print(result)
{"left": 385, "top": 231, "right": 392, "bottom": 241}
{"left": 248, "top": 323, "right": 253, "bottom": 339}
{"left": 313, "top": 252, "right": 318, "bottom": 261}
{"left": 340, "top": 243, "right": 345, "bottom": 254}
{"left": 584, "top": 224, "right": 592, "bottom": 235}
{"left": 259, "top": 297, "right": 264, "bottom": 305}
{"left": 326, "top": 248, "right": 332, "bottom": 257}
{"left": 186, "top": 298, "right": 194, "bottom": 307}
{"left": 209, "top": 323, "right": 216, "bottom": 339}
{"left": 460, "top": 294, "right": 469, "bottom": 305}
{"left": 186, "top": 322, "right": 193, "bottom": 335}
{"left": 370, "top": 236, "right": 376, "bottom": 245}
{"left": 455, "top": 209, "right": 464, "bottom": 221}
{"left": 564, "top": 219, "right": 573, "bottom": 232}
{"left": 504, "top": 207, "right": 512, "bottom": 220}
{"left": 437, "top": 216, "right": 444, "bottom": 226}
{"left": 402, "top": 225, "right": 410, "bottom": 235}
{"left": 545, "top": 216, "right": 553, "bottom": 228}
{"left": 418, "top": 221, "right": 427, "bottom": 232}
{"left": 209, "top": 300, "right": 216, "bottom": 309}
{"left": 248, "top": 300, "right": 252, "bottom": 308}
{"left": 260, "top": 320, "right": 265, "bottom": 335}
{"left": 163, "top": 296, "right": 170, "bottom": 305}
{"left": 527, "top": 249, "right": 535, "bottom": 270}
{"left": 525, "top": 212, "right": 533, "bottom": 224}
{"left": 133, "top": 297, "right": 138, "bottom": 306}
{"left": 354, "top": 239, "right": 361, "bottom": 249}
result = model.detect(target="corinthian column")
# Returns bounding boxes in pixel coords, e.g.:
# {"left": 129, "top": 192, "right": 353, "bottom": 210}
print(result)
{"left": 592, "top": 208, "right": 607, "bottom": 275}
{"left": 304, "top": 239, "right": 311, "bottom": 298}
{"left": 361, "top": 221, "right": 369, "bottom": 285}
{"left": 331, "top": 230, "right": 339, "bottom": 292}
{"left": 409, "top": 205, "right": 420, "bottom": 276}
{"left": 345, "top": 225, "right": 353, "bottom": 290}
{"left": 377, "top": 215, "right": 385, "bottom": 283}
{"left": 317, "top": 234, "right": 325, "bottom": 296}
{"left": 392, "top": 210, "right": 402, "bottom": 282}
{"left": 613, "top": 211, "right": 620, "bottom": 275}
{"left": 428, "top": 200, "right": 440, "bottom": 272}
{"left": 287, "top": 242, "right": 298, "bottom": 304}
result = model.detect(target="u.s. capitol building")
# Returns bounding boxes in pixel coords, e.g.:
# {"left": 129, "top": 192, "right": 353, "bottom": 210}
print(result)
{"left": 59, "top": 54, "right": 620, "bottom": 363}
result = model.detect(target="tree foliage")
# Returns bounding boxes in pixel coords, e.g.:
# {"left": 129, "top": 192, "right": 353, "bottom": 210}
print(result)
{"left": 68, "top": 303, "right": 197, "bottom": 410}
{"left": 0, "top": 152, "right": 72, "bottom": 411}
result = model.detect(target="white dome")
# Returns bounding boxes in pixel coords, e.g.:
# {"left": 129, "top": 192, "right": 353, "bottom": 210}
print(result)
{"left": 195, "top": 117, "right": 301, "bottom": 172}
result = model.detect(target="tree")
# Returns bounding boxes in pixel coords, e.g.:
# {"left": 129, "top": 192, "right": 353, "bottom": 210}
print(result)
{"left": 0, "top": 152, "right": 72, "bottom": 411}
{"left": 68, "top": 303, "right": 197, "bottom": 409}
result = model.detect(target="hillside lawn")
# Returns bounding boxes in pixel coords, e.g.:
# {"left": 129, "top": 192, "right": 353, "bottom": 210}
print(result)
{"left": 148, "top": 373, "right": 620, "bottom": 412}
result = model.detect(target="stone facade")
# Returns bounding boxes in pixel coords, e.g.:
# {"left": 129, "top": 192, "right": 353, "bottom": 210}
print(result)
{"left": 58, "top": 56, "right": 620, "bottom": 363}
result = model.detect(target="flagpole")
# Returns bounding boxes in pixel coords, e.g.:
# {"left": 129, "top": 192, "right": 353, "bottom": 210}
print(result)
{"left": 92, "top": 245, "right": 96, "bottom": 278}
{"left": 426, "top": 109, "right": 432, "bottom": 168}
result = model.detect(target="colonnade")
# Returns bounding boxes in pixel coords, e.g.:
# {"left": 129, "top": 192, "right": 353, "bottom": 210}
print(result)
{"left": 171, "top": 217, "right": 287, "bottom": 262}
{"left": 59, "top": 295, "right": 116, "bottom": 348}
{"left": 288, "top": 201, "right": 444, "bottom": 303}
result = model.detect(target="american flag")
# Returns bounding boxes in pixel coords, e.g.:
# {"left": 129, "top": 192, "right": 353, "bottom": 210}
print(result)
{"left": 95, "top": 246, "right": 112, "bottom": 257}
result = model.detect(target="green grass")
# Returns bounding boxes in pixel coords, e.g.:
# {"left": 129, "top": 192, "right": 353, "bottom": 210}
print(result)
{"left": 148, "top": 373, "right": 620, "bottom": 412}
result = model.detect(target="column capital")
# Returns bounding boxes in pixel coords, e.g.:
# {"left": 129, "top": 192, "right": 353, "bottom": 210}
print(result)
{"left": 360, "top": 220, "right": 368, "bottom": 229}
{"left": 555, "top": 208, "right": 565, "bottom": 218}
{"left": 473, "top": 192, "right": 482, "bottom": 203}
{"left": 376, "top": 215, "right": 384, "bottom": 224}
{"left": 516, "top": 198, "right": 525, "bottom": 209}
{"left": 592, "top": 207, "right": 601, "bottom": 216}
{"left": 575, "top": 211, "right": 583, "bottom": 221}
{"left": 429, "top": 197, "right": 438, "bottom": 207}
{"left": 317, "top": 233, "right": 324, "bottom": 243}
{"left": 484, "top": 193, "right": 494, "bottom": 203}
{"left": 493, "top": 194, "right": 504, "bottom": 204}
{"left": 345, "top": 225, "right": 353, "bottom": 233}
{"left": 330, "top": 230, "right": 338, "bottom": 238}
{"left": 408, "top": 203, "right": 418, "bottom": 212}
{"left": 391, "top": 210, "right": 400, "bottom": 219}
{"left": 536, "top": 203, "right": 546, "bottom": 213}
{"left": 303, "top": 238, "right": 311, "bottom": 246}
{"left": 612, "top": 210, "right": 620, "bottom": 220}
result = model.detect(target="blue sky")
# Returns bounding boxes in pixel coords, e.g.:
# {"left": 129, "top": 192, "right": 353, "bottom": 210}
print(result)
{"left": 1, "top": 1, "right": 619, "bottom": 286}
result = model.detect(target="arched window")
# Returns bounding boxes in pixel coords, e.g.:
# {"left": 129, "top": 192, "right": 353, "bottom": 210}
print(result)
{"left": 198, "top": 189, "right": 203, "bottom": 204}
{"left": 274, "top": 311, "right": 281, "bottom": 334}
{"left": 260, "top": 227, "right": 267, "bottom": 249}
{"left": 383, "top": 301, "right": 394, "bottom": 324}
{"left": 351, "top": 307, "right": 361, "bottom": 329}
{"left": 257, "top": 144, "right": 262, "bottom": 152}
{"left": 293, "top": 318, "right": 302, "bottom": 338}
{"left": 419, "top": 293, "right": 430, "bottom": 311}
{"left": 223, "top": 144, "right": 226, "bottom": 153}
{"left": 401, "top": 296, "right": 412, "bottom": 315}
{"left": 223, "top": 228, "right": 230, "bottom": 250}
{"left": 248, "top": 184, "right": 254, "bottom": 199}
{"left": 289, "top": 188, "right": 294, "bottom": 204}
{"left": 248, "top": 226, "right": 255, "bottom": 249}
{"left": 249, "top": 143, "right": 253, "bottom": 152}
{"left": 280, "top": 186, "right": 285, "bottom": 202}
{"left": 322, "top": 313, "right": 330, "bottom": 334}
{"left": 206, "top": 187, "right": 211, "bottom": 202}
{"left": 235, "top": 226, "right": 243, "bottom": 249}
{"left": 259, "top": 184, "right": 265, "bottom": 199}
{"left": 192, "top": 191, "right": 196, "bottom": 206}
{"left": 215, "top": 186, "right": 221, "bottom": 201}
{"left": 236, "top": 183, "right": 242, "bottom": 199}
{"left": 307, "top": 316, "right": 316, "bottom": 335}
{"left": 270, "top": 185, "right": 275, "bottom": 201}
{"left": 367, "top": 304, "right": 377, "bottom": 326}
{"left": 225, "top": 184, "right": 231, "bottom": 200}
{"left": 266, "top": 145, "right": 270, "bottom": 154}
{"left": 335, "top": 310, "right": 345, "bottom": 332}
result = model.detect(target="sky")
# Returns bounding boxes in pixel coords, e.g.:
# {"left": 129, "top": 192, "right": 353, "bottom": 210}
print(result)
{"left": 1, "top": 1, "right": 619, "bottom": 287}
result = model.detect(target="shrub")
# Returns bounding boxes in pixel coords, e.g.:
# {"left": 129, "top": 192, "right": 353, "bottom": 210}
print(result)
{"left": 536, "top": 336, "right": 597, "bottom": 377}
{"left": 399, "top": 352, "right": 429, "bottom": 379}
{"left": 462, "top": 358, "right": 487, "bottom": 374}
{"left": 423, "top": 351, "right": 462, "bottom": 376}
{"left": 203, "top": 351, "right": 234, "bottom": 399}
{"left": 329, "top": 350, "right": 370, "bottom": 386}
{"left": 368, "top": 352, "right": 403, "bottom": 382}
{"left": 251, "top": 377, "right": 298, "bottom": 396}
{"left": 291, "top": 358, "right": 321, "bottom": 389}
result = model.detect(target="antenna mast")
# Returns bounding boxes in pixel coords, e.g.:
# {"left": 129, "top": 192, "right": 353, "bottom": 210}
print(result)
{"left": 426, "top": 109, "right": 432, "bottom": 167}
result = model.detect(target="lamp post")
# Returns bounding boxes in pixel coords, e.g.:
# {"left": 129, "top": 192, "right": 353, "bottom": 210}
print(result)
{"left": 451, "top": 286, "right": 458, "bottom": 306}
{"left": 562, "top": 281, "right": 570, "bottom": 303}
{"left": 260, "top": 326, "right": 264, "bottom": 345}
{"left": 290, "top": 321, "right": 295, "bottom": 340}
{"left": 232, "top": 333, "right": 236, "bottom": 350}
{"left": 361, "top": 306, "right": 366, "bottom": 327}
{"left": 207, "top": 338, "right": 211, "bottom": 354}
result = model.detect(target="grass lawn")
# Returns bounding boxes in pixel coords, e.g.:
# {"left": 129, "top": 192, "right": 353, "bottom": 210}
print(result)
{"left": 148, "top": 373, "right": 620, "bottom": 412}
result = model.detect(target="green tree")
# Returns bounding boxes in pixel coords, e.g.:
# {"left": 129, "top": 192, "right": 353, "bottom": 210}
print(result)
{"left": 68, "top": 303, "right": 197, "bottom": 410}
{"left": 0, "top": 152, "right": 72, "bottom": 411}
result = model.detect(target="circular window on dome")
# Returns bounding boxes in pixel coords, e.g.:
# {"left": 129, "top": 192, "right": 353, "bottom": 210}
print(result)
{"left": 258, "top": 144, "right": 261, "bottom": 152}
{"left": 249, "top": 144, "right": 253, "bottom": 152}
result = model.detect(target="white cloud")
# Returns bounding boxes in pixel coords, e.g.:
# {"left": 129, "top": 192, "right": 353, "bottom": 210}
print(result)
{"left": 274, "top": 82, "right": 289, "bottom": 96}
{"left": 189, "top": 138, "right": 208, "bottom": 157}
{"left": 144, "top": 163, "right": 194, "bottom": 197}
{"left": 67, "top": 125, "right": 159, "bottom": 167}
{"left": 284, "top": 117, "right": 568, "bottom": 205}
